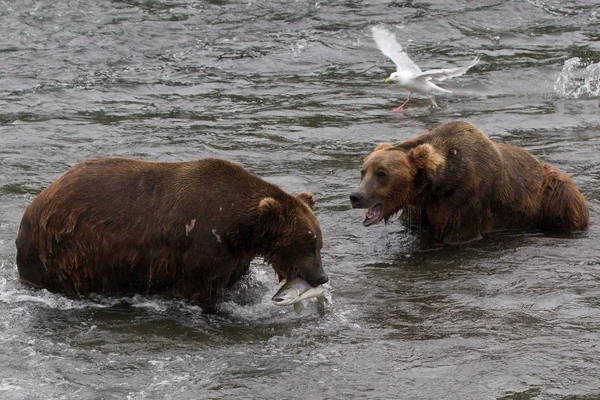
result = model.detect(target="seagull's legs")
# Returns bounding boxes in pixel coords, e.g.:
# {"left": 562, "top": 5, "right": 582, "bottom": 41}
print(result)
{"left": 428, "top": 96, "right": 439, "bottom": 108}
{"left": 393, "top": 92, "right": 411, "bottom": 112}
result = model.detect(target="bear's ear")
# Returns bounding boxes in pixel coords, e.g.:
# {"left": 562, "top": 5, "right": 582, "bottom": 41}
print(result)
{"left": 259, "top": 197, "right": 282, "bottom": 216}
{"left": 258, "top": 197, "right": 284, "bottom": 232}
{"left": 296, "top": 192, "right": 315, "bottom": 210}
{"left": 374, "top": 142, "right": 393, "bottom": 152}
{"left": 409, "top": 144, "right": 446, "bottom": 179}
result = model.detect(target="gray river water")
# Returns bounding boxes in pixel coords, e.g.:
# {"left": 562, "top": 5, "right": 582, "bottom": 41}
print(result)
{"left": 1, "top": 1, "right": 600, "bottom": 399}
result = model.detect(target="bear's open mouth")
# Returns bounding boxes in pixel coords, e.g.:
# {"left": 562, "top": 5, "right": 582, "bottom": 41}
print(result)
{"left": 363, "top": 203, "right": 383, "bottom": 226}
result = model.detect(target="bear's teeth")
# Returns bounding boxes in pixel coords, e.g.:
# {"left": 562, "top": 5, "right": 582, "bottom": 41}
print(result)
{"left": 363, "top": 203, "right": 383, "bottom": 226}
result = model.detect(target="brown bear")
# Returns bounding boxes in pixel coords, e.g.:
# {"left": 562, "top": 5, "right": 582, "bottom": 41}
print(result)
{"left": 16, "top": 157, "right": 328, "bottom": 309}
{"left": 350, "top": 121, "right": 589, "bottom": 244}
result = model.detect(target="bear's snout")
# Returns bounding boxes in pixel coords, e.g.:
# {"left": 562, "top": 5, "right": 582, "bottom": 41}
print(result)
{"left": 306, "top": 273, "right": 328, "bottom": 287}
{"left": 303, "top": 259, "right": 328, "bottom": 287}
{"left": 349, "top": 192, "right": 364, "bottom": 208}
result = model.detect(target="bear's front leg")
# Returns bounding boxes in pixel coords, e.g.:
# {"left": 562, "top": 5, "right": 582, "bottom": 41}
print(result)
{"left": 441, "top": 223, "right": 483, "bottom": 245}
{"left": 429, "top": 205, "right": 484, "bottom": 245}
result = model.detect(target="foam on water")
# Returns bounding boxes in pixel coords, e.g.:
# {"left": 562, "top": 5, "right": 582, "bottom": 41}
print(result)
{"left": 0, "top": 270, "right": 112, "bottom": 310}
{"left": 554, "top": 57, "right": 600, "bottom": 99}
{"left": 0, "top": 380, "right": 22, "bottom": 393}
{"left": 218, "top": 265, "right": 336, "bottom": 322}
{"left": 1, "top": 262, "right": 336, "bottom": 325}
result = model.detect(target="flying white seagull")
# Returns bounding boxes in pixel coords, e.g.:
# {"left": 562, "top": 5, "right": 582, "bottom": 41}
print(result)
{"left": 371, "top": 26, "right": 480, "bottom": 112}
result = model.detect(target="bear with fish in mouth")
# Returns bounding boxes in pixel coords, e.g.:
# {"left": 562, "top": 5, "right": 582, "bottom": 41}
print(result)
{"left": 350, "top": 121, "right": 589, "bottom": 244}
{"left": 15, "top": 157, "right": 328, "bottom": 310}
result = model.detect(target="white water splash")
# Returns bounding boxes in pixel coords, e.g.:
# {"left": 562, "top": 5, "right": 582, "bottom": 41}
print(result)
{"left": 554, "top": 57, "right": 600, "bottom": 99}
{"left": 0, "top": 267, "right": 197, "bottom": 313}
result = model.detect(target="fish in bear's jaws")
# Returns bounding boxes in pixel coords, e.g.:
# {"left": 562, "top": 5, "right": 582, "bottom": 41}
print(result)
{"left": 272, "top": 277, "right": 331, "bottom": 314}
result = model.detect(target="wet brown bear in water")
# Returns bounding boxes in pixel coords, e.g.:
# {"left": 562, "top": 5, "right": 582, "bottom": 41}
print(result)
{"left": 16, "top": 158, "right": 327, "bottom": 309}
{"left": 350, "top": 121, "right": 589, "bottom": 244}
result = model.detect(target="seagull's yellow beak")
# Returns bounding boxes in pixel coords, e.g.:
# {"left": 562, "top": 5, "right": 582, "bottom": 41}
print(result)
{"left": 385, "top": 77, "right": 392, "bottom": 83}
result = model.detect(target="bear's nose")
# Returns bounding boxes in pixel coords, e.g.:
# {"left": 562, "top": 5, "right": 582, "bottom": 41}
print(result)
{"left": 349, "top": 192, "right": 363, "bottom": 208}
{"left": 315, "top": 274, "right": 329, "bottom": 285}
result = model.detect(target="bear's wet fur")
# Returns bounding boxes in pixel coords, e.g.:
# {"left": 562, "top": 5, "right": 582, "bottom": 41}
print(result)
{"left": 350, "top": 121, "right": 588, "bottom": 244}
{"left": 16, "top": 157, "right": 327, "bottom": 309}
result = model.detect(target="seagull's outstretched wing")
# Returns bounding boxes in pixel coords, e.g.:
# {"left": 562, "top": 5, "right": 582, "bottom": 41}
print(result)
{"left": 414, "top": 56, "right": 480, "bottom": 82}
{"left": 371, "top": 26, "right": 421, "bottom": 75}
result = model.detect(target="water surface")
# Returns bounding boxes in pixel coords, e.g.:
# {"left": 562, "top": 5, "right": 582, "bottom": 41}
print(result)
{"left": 1, "top": 1, "right": 599, "bottom": 399}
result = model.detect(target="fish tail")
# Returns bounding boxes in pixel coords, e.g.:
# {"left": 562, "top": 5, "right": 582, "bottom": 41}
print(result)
{"left": 294, "top": 301, "right": 304, "bottom": 314}
{"left": 318, "top": 293, "right": 333, "bottom": 307}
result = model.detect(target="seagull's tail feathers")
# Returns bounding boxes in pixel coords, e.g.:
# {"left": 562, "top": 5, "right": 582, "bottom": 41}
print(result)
{"left": 427, "top": 81, "right": 452, "bottom": 94}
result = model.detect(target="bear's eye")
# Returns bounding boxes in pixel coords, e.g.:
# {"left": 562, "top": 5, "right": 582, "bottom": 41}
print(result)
{"left": 360, "top": 169, "right": 366, "bottom": 179}
{"left": 305, "top": 230, "right": 318, "bottom": 242}
{"left": 375, "top": 170, "right": 387, "bottom": 179}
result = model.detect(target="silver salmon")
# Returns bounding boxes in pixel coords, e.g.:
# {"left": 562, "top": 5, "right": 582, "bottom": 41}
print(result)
{"left": 272, "top": 277, "right": 332, "bottom": 314}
